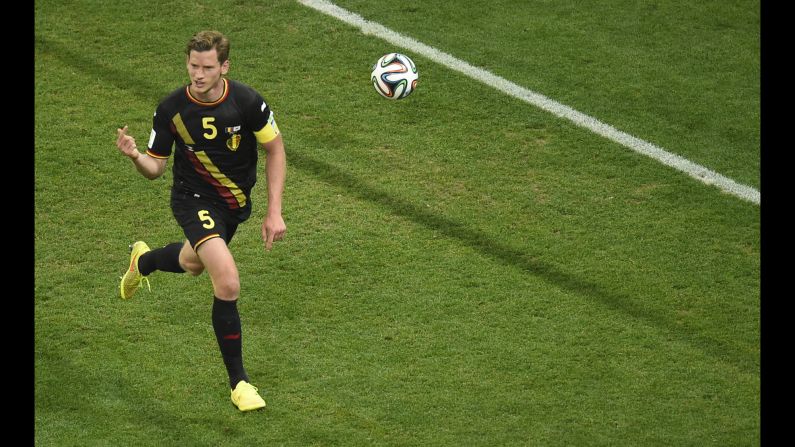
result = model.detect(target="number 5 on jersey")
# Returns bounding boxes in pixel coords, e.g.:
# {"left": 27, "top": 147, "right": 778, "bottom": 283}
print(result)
{"left": 202, "top": 117, "right": 217, "bottom": 139}
{"left": 198, "top": 210, "right": 215, "bottom": 229}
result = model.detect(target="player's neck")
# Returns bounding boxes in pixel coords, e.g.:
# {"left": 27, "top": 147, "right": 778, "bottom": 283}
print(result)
{"left": 190, "top": 78, "right": 226, "bottom": 103}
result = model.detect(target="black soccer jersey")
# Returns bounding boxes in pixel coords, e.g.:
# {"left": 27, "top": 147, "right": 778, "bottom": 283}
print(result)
{"left": 146, "top": 78, "right": 280, "bottom": 212}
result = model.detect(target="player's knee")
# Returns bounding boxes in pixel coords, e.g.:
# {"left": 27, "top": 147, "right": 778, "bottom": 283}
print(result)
{"left": 213, "top": 275, "right": 240, "bottom": 300}
{"left": 180, "top": 259, "right": 204, "bottom": 276}
{"left": 179, "top": 248, "right": 204, "bottom": 276}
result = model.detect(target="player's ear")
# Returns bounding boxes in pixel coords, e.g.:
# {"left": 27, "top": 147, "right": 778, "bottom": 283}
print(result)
{"left": 221, "top": 59, "right": 230, "bottom": 75}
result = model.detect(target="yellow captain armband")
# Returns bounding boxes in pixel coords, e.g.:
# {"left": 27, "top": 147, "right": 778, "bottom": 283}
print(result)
{"left": 254, "top": 113, "right": 281, "bottom": 145}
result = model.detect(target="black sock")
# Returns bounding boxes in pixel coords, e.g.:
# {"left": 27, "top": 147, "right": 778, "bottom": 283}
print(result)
{"left": 212, "top": 297, "right": 249, "bottom": 389}
{"left": 138, "top": 242, "right": 185, "bottom": 276}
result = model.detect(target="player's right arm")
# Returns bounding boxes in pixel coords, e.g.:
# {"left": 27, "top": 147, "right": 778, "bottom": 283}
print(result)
{"left": 116, "top": 125, "right": 168, "bottom": 179}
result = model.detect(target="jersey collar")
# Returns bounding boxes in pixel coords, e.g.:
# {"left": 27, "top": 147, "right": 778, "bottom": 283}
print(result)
{"left": 185, "top": 78, "right": 230, "bottom": 106}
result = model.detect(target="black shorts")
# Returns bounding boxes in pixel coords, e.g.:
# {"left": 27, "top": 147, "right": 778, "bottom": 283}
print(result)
{"left": 170, "top": 189, "right": 251, "bottom": 251}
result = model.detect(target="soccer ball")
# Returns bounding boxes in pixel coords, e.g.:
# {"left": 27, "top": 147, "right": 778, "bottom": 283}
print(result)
{"left": 371, "top": 53, "right": 418, "bottom": 100}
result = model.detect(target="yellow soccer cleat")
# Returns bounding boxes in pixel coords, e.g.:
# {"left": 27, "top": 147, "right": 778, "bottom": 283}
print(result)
{"left": 231, "top": 380, "right": 267, "bottom": 412}
{"left": 120, "top": 241, "right": 151, "bottom": 300}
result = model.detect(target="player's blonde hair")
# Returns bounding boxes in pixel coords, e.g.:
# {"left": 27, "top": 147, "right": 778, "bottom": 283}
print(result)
{"left": 186, "top": 30, "right": 230, "bottom": 63}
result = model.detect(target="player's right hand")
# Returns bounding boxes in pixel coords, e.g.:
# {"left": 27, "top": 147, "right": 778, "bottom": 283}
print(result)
{"left": 116, "top": 125, "right": 140, "bottom": 159}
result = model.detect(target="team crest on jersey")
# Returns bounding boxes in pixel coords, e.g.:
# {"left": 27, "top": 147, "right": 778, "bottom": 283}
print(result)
{"left": 225, "top": 125, "right": 242, "bottom": 151}
{"left": 226, "top": 134, "right": 241, "bottom": 151}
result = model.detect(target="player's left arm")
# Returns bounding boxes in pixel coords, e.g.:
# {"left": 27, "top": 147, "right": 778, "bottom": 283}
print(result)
{"left": 256, "top": 127, "right": 287, "bottom": 251}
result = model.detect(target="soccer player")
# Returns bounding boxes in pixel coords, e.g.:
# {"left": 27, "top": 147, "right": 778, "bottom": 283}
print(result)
{"left": 114, "top": 30, "right": 286, "bottom": 412}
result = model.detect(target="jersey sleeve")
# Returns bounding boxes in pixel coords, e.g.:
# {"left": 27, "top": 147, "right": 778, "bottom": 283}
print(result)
{"left": 146, "top": 103, "right": 175, "bottom": 159}
{"left": 247, "top": 92, "right": 281, "bottom": 145}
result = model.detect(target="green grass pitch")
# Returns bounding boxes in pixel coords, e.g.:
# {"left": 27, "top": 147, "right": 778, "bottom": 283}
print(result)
{"left": 35, "top": 0, "right": 759, "bottom": 445}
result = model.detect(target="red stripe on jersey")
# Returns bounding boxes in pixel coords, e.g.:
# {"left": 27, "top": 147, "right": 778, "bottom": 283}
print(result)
{"left": 184, "top": 151, "right": 241, "bottom": 209}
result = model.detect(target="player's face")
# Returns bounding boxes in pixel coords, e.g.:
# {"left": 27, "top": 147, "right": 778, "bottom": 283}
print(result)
{"left": 186, "top": 49, "right": 229, "bottom": 101}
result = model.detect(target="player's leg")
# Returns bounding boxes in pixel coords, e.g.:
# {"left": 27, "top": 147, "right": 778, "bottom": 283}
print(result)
{"left": 139, "top": 242, "right": 187, "bottom": 275}
{"left": 167, "top": 196, "right": 265, "bottom": 410}
{"left": 121, "top": 240, "right": 191, "bottom": 299}
{"left": 120, "top": 240, "right": 184, "bottom": 299}
{"left": 197, "top": 238, "right": 246, "bottom": 383}
{"left": 195, "top": 237, "right": 240, "bottom": 300}
{"left": 196, "top": 236, "right": 266, "bottom": 411}
{"left": 120, "top": 190, "right": 205, "bottom": 299}
{"left": 177, "top": 240, "right": 205, "bottom": 276}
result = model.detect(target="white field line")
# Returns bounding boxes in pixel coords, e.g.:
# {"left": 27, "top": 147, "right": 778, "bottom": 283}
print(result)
{"left": 298, "top": 0, "right": 760, "bottom": 206}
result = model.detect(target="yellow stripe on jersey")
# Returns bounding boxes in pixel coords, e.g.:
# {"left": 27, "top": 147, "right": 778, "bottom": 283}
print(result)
{"left": 194, "top": 151, "right": 247, "bottom": 208}
{"left": 254, "top": 113, "right": 280, "bottom": 145}
{"left": 172, "top": 113, "right": 196, "bottom": 145}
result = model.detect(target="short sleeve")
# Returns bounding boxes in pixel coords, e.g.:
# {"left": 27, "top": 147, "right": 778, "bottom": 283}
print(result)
{"left": 146, "top": 104, "right": 175, "bottom": 159}
{"left": 243, "top": 89, "right": 280, "bottom": 145}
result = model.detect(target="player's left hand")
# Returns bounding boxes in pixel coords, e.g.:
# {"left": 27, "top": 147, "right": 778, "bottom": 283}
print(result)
{"left": 263, "top": 213, "right": 286, "bottom": 251}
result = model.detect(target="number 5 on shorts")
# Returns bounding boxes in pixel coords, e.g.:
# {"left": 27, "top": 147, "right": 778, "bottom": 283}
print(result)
{"left": 198, "top": 210, "right": 215, "bottom": 229}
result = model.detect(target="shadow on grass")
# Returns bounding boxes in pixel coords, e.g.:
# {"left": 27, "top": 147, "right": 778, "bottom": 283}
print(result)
{"left": 35, "top": 35, "right": 169, "bottom": 107}
{"left": 37, "top": 34, "right": 756, "bottom": 376}
{"left": 288, "top": 151, "right": 757, "bottom": 375}
{"left": 35, "top": 349, "right": 238, "bottom": 445}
